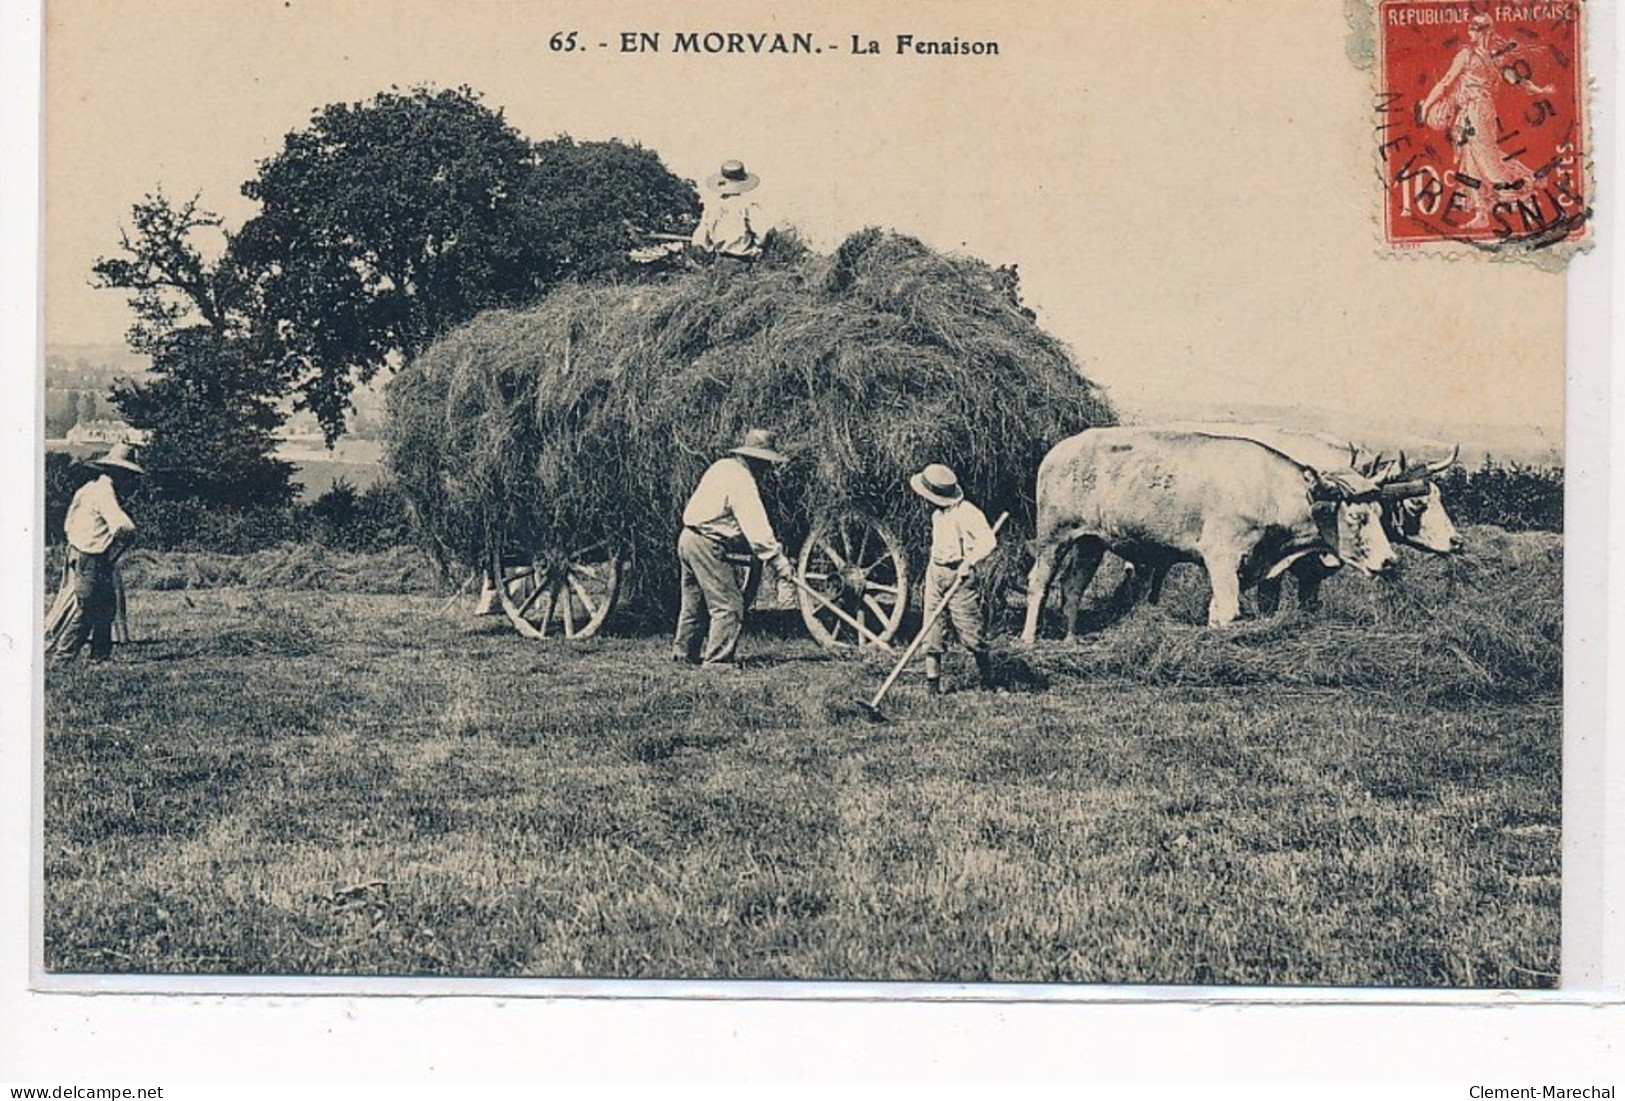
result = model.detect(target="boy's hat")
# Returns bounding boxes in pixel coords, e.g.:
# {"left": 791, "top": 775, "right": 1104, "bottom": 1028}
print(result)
{"left": 706, "top": 159, "right": 761, "bottom": 197}
{"left": 88, "top": 441, "right": 145, "bottom": 476}
{"left": 729, "top": 427, "right": 788, "bottom": 465}
{"left": 910, "top": 463, "right": 963, "bottom": 507}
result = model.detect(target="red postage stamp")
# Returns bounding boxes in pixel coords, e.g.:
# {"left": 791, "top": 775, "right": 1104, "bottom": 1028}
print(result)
{"left": 1375, "top": 1, "right": 1588, "bottom": 250}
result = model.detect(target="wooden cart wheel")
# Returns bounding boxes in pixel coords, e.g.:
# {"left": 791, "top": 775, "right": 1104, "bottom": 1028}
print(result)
{"left": 489, "top": 540, "right": 623, "bottom": 641}
{"left": 796, "top": 511, "right": 909, "bottom": 649}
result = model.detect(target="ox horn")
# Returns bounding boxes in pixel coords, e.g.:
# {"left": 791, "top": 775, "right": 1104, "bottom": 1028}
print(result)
{"left": 1425, "top": 444, "right": 1460, "bottom": 476}
{"left": 1379, "top": 479, "right": 1431, "bottom": 500}
{"left": 1312, "top": 470, "right": 1361, "bottom": 500}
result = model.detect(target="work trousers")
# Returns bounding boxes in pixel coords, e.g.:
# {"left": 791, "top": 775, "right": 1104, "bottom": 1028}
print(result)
{"left": 674, "top": 528, "right": 747, "bottom": 666}
{"left": 920, "top": 563, "right": 988, "bottom": 657}
{"left": 52, "top": 550, "right": 118, "bottom": 661}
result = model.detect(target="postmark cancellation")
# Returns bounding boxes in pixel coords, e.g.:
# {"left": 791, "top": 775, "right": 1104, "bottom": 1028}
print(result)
{"left": 1374, "top": 1, "right": 1589, "bottom": 257}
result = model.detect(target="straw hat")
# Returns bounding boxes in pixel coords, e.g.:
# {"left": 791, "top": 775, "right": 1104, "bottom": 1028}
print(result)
{"left": 729, "top": 428, "right": 788, "bottom": 465}
{"left": 706, "top": 159, "right": 760, "bottom": 197}
{"left": 910, "top": 463, "right": 964, "bottom": 507}
{"left": 88, "top": 441, "right": 145, "bottom": 476}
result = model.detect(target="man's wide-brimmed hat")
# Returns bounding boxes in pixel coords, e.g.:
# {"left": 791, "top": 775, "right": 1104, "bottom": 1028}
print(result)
{"left": 910, "top": 463, "right": 964, "bottom": 507}
{"left": 706, "top": 159, "right": 761, "bottom": 196}
{"left": 729, "top": 428, "right": 788, "bottom": 465}
{"left": 88, "top": 441, "right": 145, "bottom": 476}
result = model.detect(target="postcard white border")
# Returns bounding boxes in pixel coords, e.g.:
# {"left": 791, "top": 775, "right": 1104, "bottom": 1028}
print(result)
{"left": 3, "top": 0, "right": 1621, "bottom": 1082}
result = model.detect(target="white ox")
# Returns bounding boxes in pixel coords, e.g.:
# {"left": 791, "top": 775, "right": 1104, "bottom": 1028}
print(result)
{"left": 1021, "top": 427, "right": 1417, "bottom": 641}
{"left": 1134, "top": 424, "right": 1462, "bottom": 613}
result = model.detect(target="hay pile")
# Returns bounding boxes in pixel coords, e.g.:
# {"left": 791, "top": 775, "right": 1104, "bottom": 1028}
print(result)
{"left": 386, "top": 229, "right": 1114, "bottom": 614}
{"left": 1037, "top": 525, "right": 1562, "bottom": 703}
{"left": 97, "top": 545, "right": 444, "bottom": 594}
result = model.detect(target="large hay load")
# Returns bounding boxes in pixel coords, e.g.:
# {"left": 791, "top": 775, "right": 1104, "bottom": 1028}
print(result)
{"left": 387, "top": 228, "right": 1114, "bottom": 642}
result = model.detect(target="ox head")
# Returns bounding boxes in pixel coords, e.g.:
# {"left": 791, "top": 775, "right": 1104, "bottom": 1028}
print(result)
{"left": 1364, "top": 447, "right": 1464, "bottom": 555}
{"left": 1307, "top": 468, "right": 1400, "bottom": 576}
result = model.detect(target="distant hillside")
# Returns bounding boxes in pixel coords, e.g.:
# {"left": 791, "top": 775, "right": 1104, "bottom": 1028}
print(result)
{"left": 1119, "top": 397, "right": 1563, "bottom": 469}
{"left": 44, "top": 342, "right": 149, "bottom": 391}
{"left": 45, "top": 346, "right": 1562, "bottom": 469}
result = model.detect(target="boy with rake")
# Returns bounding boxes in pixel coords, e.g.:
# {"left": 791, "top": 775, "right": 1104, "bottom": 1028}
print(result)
{"left": 909, "top": 463, "right": 998, "bottom": 693}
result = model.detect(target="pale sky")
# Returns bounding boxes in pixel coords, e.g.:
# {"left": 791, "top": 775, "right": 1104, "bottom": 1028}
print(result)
{"left": 44, "top": 0, "right": 1569, "bottom": 432}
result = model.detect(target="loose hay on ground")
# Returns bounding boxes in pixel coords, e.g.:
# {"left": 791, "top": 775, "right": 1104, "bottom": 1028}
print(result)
{"left": 47, "top": 545, "right": 445, "bottom": 595}
{"left": 1031, "top": 526, "right": 1561, "bottom": 703}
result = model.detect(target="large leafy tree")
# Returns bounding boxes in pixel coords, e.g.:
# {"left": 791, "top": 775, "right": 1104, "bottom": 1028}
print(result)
{"left": 235, "top": 85, "right": 700, "bottom": 439}
{"left": 524, "top": 135, "right": 702, "bottom": 280}
{"left": 93, "top": 193, "right": 296, "bottom": 509}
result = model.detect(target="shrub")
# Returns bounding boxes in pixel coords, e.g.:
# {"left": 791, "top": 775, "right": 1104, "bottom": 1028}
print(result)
{"left": 1435, "top": 460, "right": 1562, "bottom": 532}
{"left": 308, "top": 479, "right": 414, "bottom": 553}
{"left": 129, "top": 496, "right": 307, "bottom": 554}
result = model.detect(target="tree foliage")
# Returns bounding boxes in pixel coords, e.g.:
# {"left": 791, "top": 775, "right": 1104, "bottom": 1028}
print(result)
{"left": 235, "top": 86, "right": 700, "bottom": 439}
{"left": 523, "top": 135, "right": 702, "bottom": 281}
{"left": 93, "top": 193, "right": 296, "bottom": 510}
{"left": 92, "top": 82, "right": 702, "bottom": 531}
{"left": 91, "top": 194, "right": 242, "bottom": 348}
{"left": 111, "top": 328, "right": 296, "bottom": 509}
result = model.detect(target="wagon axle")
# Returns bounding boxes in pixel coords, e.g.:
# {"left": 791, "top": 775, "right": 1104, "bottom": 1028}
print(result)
{"left": 834, "top": 563, "right": 870, "bottom": 595}
{"left": 483, "top": 510, "right": 909, "bottom": 650}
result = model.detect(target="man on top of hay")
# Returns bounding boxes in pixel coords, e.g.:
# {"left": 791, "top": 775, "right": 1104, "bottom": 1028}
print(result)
{"left": 47, "top": 441, "right": 144, "bottom": 664}
{"left": 910, "top": 463, "right": 998, "bottom": 693}
{"left": 691, "top": 159, "right": 764, "bottom": 264}
{"left": 674, "top": 428, "right": 796, "bottom": 668}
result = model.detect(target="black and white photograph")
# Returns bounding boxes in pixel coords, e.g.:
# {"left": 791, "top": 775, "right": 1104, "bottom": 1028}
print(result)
{"left": 16, "top": 0, "right": 1618, "bottom": 1055}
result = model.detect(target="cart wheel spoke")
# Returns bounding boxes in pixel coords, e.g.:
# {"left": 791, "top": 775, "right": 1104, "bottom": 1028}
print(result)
{"left": 859, "top": 548, "right": 893, "bottom": 575}
{"left": 493, "top": 542, "right": 623, "bottom": 642}
{"left": 561, "top": 584, "right": 577, "bottom": 638}
{"left": 796, "top": 512, "right": 910, "bottom": 650}
{"left": 862, "top": 594, "right": 893, "bottom": 626}
{"left": 538, "top": 588, "right": 558, "bottom": 638}
{"left": 515, "top": 579, "right": 547, "bottom": 618}
{"left": 567, "top": 573, "right": 600, "bottom": 621}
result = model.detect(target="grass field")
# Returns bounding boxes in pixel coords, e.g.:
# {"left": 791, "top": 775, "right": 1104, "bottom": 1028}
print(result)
{"left": 42, "top": 526, "right": 1561, "bottom": 987}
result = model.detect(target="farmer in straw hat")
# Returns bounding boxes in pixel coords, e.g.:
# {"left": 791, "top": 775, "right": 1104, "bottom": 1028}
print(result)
{"left": 910, "top": 462, "right": 998, "bottom": 693}
{"left": 691, "top": 159, "right": 764, "bottom": 264}
{"left": 674, "top": 428, "right": 797, "bottom": 668}
{"left": 47, "top": 441, "right": 144, "bottom": 663}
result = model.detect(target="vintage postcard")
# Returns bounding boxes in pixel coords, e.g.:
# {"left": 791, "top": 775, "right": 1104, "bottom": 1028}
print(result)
{"left": 23, "top": 0, "right": 1607, "bottom": 1025}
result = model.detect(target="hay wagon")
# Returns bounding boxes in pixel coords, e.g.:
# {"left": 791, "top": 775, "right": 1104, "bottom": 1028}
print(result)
{"left": 388, "top": 229, "right": 1113, "bottom": 648}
